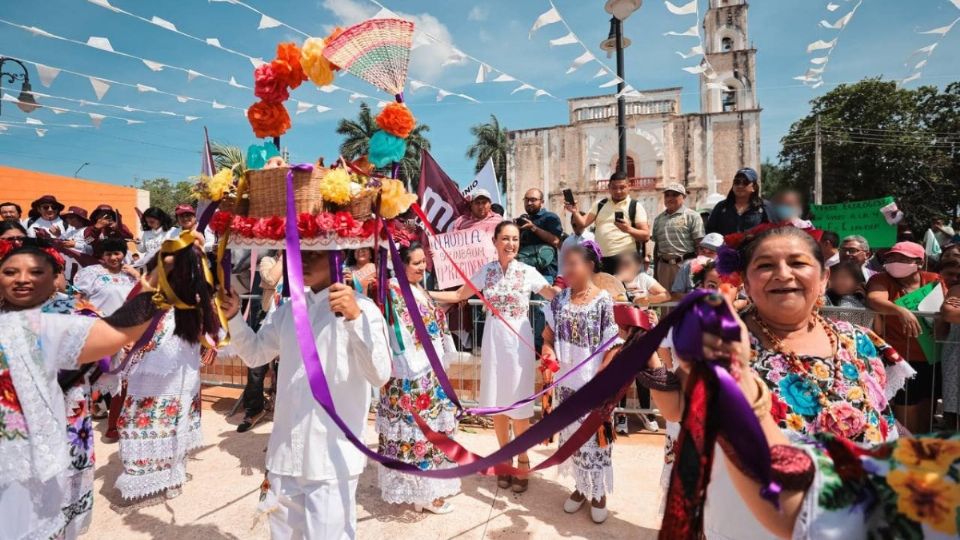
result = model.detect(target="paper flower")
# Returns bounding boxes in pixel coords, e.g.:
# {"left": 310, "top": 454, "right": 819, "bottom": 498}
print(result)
{"left": 297, "top": 212, "right": 321, "bottom": 238}
{"left": 379, "top": 178, "right": 417, "bottom": 219}
{"left": 204, "top": 168, "right": 235, "bottom": 202}
{"left": 275, "top": 42, "right": 307, "bottom": 90}
{"left": 247, "top": 100, "right": 291, "bottom": 138}
{"left": 252, "top": 216, "right": 286, "bottom": 240}
{"left": 893, "top": 438, "right": 960, "bottom": 474}
{"left": 368, "top": 130, "right": 407, "bottom": 167}
{"left": 887, "top": 469, "right": 960, "bottom": 534}
{"left": 253, "top": 63, "right": 290, "bottom": 103}
{"left": 300, "top": 37, "right": 335, "bottom": 87}
{"left": 319, "top": 168, "right": 353, "bottom": 205}
{"left": 209, "top": 211, "right": 234, "bottom": 235}
{"left": 376, "top": 103, "right": 416, "bottom": 139}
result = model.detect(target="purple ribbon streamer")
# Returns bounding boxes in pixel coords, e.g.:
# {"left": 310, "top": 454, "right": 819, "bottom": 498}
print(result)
{"left": 107, "top": 311, "right": 165, "bottom": 375}
{"left": 197, "top": 200, "right": 220, "bottom": 234}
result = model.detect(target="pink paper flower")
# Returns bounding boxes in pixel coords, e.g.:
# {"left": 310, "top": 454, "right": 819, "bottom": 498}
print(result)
{"left": 254, "top": 63, "right": 290, "bottom": 103}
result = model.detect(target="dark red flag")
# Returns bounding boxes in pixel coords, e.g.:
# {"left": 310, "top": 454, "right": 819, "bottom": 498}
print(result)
{"left": 417, "top": 149, "right": 467, "bottom": 233}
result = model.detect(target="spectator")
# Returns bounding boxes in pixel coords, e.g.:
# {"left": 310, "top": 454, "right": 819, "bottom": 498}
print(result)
{"left": 83, "top": 204, "right": 134, "bottom": 248}
{"left": 26, "top": 195, "right": 65, "bottom": 238}
{"left": 0, "top": 201, "right": 22, "bottom": 223}
{"left": 670, "top": 232, "right": 723, "bottom": 298}
{"left": 770, "top": 189, "right": 811, "bottom": 227}
{"left": 820, "top": 230, "right": 840, "bottom": 268}
{"left": 567, "top": 172, "right": 650, "bottom": 274}
{"left": 941, "top": 259, "right": 960, "bottom": 426}
{"left": 345, "top": 247, "right": 376, "bottom": 296}
{"left": 0, "top": 220, "right": 27, "bottom": 240}
{"left": 923, "top": 216, "right": 955, "bottom": 263}
{"left": 450, "top": 189, "right": 500, "bottom": 234}
{"left": 558, "top": 212, "right": 595, "bottom": 270}
{"left": 517, "top": 188, "right": 562, "bottom": 284}
{"left": 615, "top": 252, "right": 671, "bottom": 307}
{"left": 491, "top": 203, "right": 505, "bottom": 217}
{"left": 59, "top": 206, "right": 90, "bottom": 253}
{"left": 138, "top": 206, "right": 177, "bottom": 257}
{"left": 839, "top": 234, "right": 881, "bottom": 281}
{"left": 866, "top": 241, "right": 945, "bottom": 433}
{"left": 705, "top": 167, "right": 771, "bottom": 235}
{"left": 173, "top": 203, "right": 216, "bottom": 252}
{"left": 825, "top": 260, "right": 873, "bottom": 328}
{"left": 651, "top": 183, "right": 704, "bottom": 288}
{"left": 941, "top": 242, "right": 960, "bottom": 267}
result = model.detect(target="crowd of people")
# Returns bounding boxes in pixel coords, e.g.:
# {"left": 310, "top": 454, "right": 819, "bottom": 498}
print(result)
{"left": 1, "top": 177, "right": 959, "bottom": 540}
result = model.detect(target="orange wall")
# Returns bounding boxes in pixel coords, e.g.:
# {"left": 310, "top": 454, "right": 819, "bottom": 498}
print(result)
{"left": 0, "top": 166, "right": 145, "bottom": 236}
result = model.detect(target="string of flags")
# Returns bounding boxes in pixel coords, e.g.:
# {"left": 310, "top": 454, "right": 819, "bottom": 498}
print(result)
{"left": 207, "top": 0, "right": 311, "bottom": 38}
{"left": 899, "top": 1, "right": 960, "bottom": 85}
{"left": 529, "top": 1, "right": 643, "bottom": 98}
{"left": 794, "top": 0, "right": 864, "bottom": 88}
{"left": 663, "top": 1, "right": 717, "bottom": 80}
{"left": 409, "top": 80, "right": 479, "bottom": 103}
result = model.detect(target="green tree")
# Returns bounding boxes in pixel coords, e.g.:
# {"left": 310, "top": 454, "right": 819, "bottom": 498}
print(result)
{"left": 777, "top": 79, "right": 960, "bottom": 232}
{"left": 336, "top": 102, "right": 431, "bottom": 191}
{"left": 133, "top": 177, "right": 194, "bottom": 215}
{"left": 466, "top": 114, "right": 510, "bottom": 194}
{"left": 759, "top": 159, "right": 794, "bottom": 197}
{"left": 210, "top": 142, "right": 246, "bottom": 178}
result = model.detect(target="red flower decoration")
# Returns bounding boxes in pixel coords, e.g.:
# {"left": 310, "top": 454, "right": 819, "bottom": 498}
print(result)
{"left": 332, "top": 212, "right": 357, "bottom": 236}
{"left": 0, "top": 240, "right": 14, "bottom": 262}
{"left": 297, "top": 212, "right": 320, "bottom": 238}
{"left": 0, "top": 372, "right": 23, "bottom": 412}
{"left": 315, "top": 212, "right": 335, "bottom": 232}
{"left": 823, "top": 436, "right": 866, "bottom": 482}
{"left": 42, "top": 247, "right": 65, "bottom": 270}
{"left": 415, "top": 392, "right": 432, "bottom": 412}
{"left": 253, "top": 63, "right": 290, "bottom": 103}
{"left": 359, "top": 219, "right": 377, "bottom": 238}
{"left": 770, "top": 393, "right": 788, "bottom": 424}
{"left": 274, "top": 43, "right": 307, "bottom": 90}
{"left": 209, "top": 211, "right": 234, "bottom": 235}
{"left": 232, "top": 215, "right": 257, "bottom": 237}
{"left": 247, "top": 100, "right": 291, "bottom": 139}
{"left": 253, "top": 216, "right": 286, "bottom": 240}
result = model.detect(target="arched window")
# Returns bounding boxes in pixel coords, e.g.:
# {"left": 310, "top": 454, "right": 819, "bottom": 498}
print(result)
{"left": 614, "top": 156, "right": 636, "bottom": 178}
{"left": 721, "top": 37, "right": 733, "bottom": 52}
{"left": 722, "top": 90, "right": 737, "bottom": 112}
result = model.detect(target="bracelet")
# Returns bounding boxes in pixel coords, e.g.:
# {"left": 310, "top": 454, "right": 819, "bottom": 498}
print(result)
{"left": 635, "top": 366, "right": 681, "bottom": 392}
{"left": 749, "top": 375, "right": 772, "bottom": 419}
{"left": 716, "top": 439, "right": 815, "bottom": 493}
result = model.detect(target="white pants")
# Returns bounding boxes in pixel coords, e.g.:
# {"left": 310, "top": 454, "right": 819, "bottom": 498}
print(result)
{"left": 262, "top": 472, "right": 360, "bottom": 540}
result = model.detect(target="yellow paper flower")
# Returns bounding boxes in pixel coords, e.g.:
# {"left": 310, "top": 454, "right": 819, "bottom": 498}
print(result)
{"left": 887, "top": 469, "right": 960, "bottom": 534}
{"left": 319, "top": 168, "right": 353, "bottom": 205}
{"left": 207, "top": 168, "right": 235, "bottom": 202}
{"left": 379, "top": 178, "right": 417, "bottom": 219}
{"left": 785, "top": 413, "right": 805, "bottom": 431}
{"left": 846, "top": 386, "right": 864, "bottom": 402}
{"left": 811, "top": 361, "right": 830, "bottom": 380}
{"left": 864, "top": 424, "right": 882, "bottom": 444}
{"left": 300, "top": 37, "right": 335, "bottom": 87}
{"left": 893, "top": 438, "right": 960, "bottom": 474}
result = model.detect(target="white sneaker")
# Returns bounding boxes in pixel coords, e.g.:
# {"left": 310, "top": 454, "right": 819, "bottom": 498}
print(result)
{"left": 640, "top": 414, "right": 659, "bottom": 433}
{"left": 615, "top": 415, "right": 628, "bottom": 435}
{"left": 590, "top": 503, "right": 609, "bottom": 524}
{"left": 563, "top": 494, "right": 586, "bottom": 513}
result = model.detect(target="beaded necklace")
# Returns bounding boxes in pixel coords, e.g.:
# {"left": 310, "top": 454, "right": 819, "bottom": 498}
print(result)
{"left": 751, "top": 310, "right": 879, "bottom": 433}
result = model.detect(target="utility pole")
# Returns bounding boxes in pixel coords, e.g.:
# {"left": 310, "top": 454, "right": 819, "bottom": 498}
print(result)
{"left": 814, "top": 115, "right": 822, "bottom": 205}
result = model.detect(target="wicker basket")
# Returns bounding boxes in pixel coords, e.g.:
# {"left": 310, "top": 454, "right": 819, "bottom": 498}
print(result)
{"left": 325, "top": 188, "right": 379, "bottom": 220}
{"left": 246, "top": 166, "right": 326, "bottom": 218}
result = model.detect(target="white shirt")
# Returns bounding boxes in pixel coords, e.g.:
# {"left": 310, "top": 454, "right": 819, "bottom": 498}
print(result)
{"left": 72, "top": 264, "right": 137, "bottom": 316}
{"left": 26, "top": 217, "right": 64, "bottom": 239}
{"left": 170, "top": 226, "right": 216, "bottom": 253}
{"left": 138, "top": 227, "right": 179, "bottom": 258}
{"left": 626, "top": 272, "right": 662, "bottom": 296}
{"left": 227, "top": 288, "right": 391, "bottom": 481}
{"left": 825, "top": 252, "right": 840, "bottom": 268}
{"left": 60, "top": 225, "right": 88, "bottom": 254}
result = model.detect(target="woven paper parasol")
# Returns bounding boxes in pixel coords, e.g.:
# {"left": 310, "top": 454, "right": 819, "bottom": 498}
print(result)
{"left": 323, "top": 18, "right": 414, "bottom": 96}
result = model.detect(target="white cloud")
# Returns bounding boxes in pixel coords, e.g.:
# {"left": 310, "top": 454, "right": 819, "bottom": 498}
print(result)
{"left": 321, "top": 0, "right": 466, "bottom": 83}
{"left": 468, "top": 6, "right": 489, "bottom": 21}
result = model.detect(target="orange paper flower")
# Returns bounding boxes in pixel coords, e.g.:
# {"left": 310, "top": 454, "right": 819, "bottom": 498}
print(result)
{"left": 274, "top": 42, "right": 307, "bottom": 90}
{"left": 376, "top": 103, "right": 416, "bottom": 139}
{"left": 247, "top": 100, "right": 291, "bottom": 139}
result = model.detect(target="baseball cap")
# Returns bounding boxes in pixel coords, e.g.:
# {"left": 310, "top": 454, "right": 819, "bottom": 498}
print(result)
{"left": 175, "top": 203, "right": 196, "bottom": 216}
{"left": 662, "top": 182, "right": 687, "bottom": 196}
{"left": 471, "top": 189, "right": 492, "bottom": 202}
{"left": 734, "top": 167, "right": 758, "bottom": 184}
{"left": 886, "top": 241, "right": 925, "bottom": 260}
{"left": 700, "top": 233, "right": 724, "bottom": 251}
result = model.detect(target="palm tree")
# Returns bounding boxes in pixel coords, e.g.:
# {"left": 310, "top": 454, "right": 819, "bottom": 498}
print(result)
{"left": 466, "top": 114, "right": 511, "bottom": 194}
{"left": 210, "top": 142, "right": 246, "bottom": 177}
{"left": 336, "top": 102, "right": 431, "bottom": 192}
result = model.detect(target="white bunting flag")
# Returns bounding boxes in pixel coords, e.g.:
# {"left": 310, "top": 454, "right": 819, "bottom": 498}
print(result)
{"left": 534, "top": 89, "right": 551, "bottom": 98}
{"left": 319, "top": 85, "right": 338, "bottom": 93}
{"left": 250, "top": 58, "right": 266, "bottom": 68}
{"left": 142, "top": 59, "right": 165, "bottom": 71}
{"left": 442, "top": 48, "right": 467, "bottom": 67}
{"left": 0, "top": 93, "right": 15, "bottom": 102}
{"left": 683, "top": 64, "right": 708, "bottom": 74}
{"left": 913, "top": 43, "right": 938, "bottom": 55}
{"left": 184, "top": 116, "right": 199, "bottom": 123}
{"left": 121, "top": 105, "right": 135, "bottom": 112}
{"left": 412, "top": 33, "right": 433, "bottom": 50}
{"left": 665, "top": 0, "right": 697, "bottom": 16}
{"left": 511, "top": 83, "right": 535, "bottom": 94}
{"left": 187, "top": 70, "right": 201, "bottom": 82}
{"left": 89, "top": 77, "right": 111, "bottom": 100}
{"left": 820, "top": 10, "right": 855, "bottom": 30}
{"left": 206, "top": 38, "right": 222, "bottom": 48}
{"left": 25, "top": 117, "right": 44, "bottom": 125}
{"left": 794, "top": 74, "right": 817, "bottom": 82}
{"left": 810, "top": 56, "right": 829, "bottom": 65}
{"left": 136, "top": 84, "right": 158, "bottom": 93}
{"left": 35, "top": 128, "right": 47, "bottom": 137}
{"left": 315, "top": 105, "right": 332, "bottom": 113}
{"left": 0, "top": 125, "right": 6, "bottom": 132}
{"left": 475, "top": 64, "right": 492, "bottom": 83}
{"left": 211, "top": 100, "right": 226, "bottom": 109}
{"left": 810, "top": 80, "right": 824, "bottom": 89}
{"left": 806, "top": 67, "right": 825, "bottom": 77}
{"left": 549, "top": 32, "right": 578, "bottom": 46}
{"left": 457, "top": 93, "right": 479, "bottom": 103}
{"left": 176, "top": 95, "right": 190, "bottom": 103}
{"left": 150, "top": 16, "right": 177, "bottom": 32}
{"left": 88, "top": 113, "right": 105, "bottom": 128}
{"left": 665, "top": 25, "right": 698, "bottom": 37}
{"left": 616, "top": 85, "right": 636, "bottom": 98}
{"left": 126, "top": 119, "right": 144, "bottom": 125}
{"left": 807, "top": 38, "right": 837, "bottom": 53}
{"left": 35, "top": 64, "right": 60, "bottom": 87}
{"left": 493, "top": 73, "right": 516, "bottom": 83}
{"left": 827, "top": 3, "right": 840, "bottom": 12}
{"left": 228, "top": 76, "right": 244, "bottom": 88}
{"left": 529, "top": 6, "right": 562, "bottom": 39}
{"left": 593, "top": 67, "right": 609, "bottom": 79}
{"left": 675, "top": 45, "right": 704, "bottom": 59}
{"left": 50, "top": 107, "right": 67, "bottom": 114}
{"left": 408, "top": 80, "right": 427, "bottom": 91}
{"left": 914, "top": 59, "right": 928, "bottom": 70}
{"left": 348, "top": 93, "right": 367, "bottom": 103}
{"left": 86, "top": 36, "right": 114, "bottom": 52}
{"left": 566, "top": 51, "right": 595, "bottom": 73}
{"left": 436, "top": 89, "right": 451, "bottom": 102}
{"left": 599, "top": 77, "right": 623, "bottom": 88}
{"left": 901, "top": 72, "right": 921, "bottom": 84}
{"left": 26, "top": 26, "right": 55, "bottom": 38}
{"left": 259, "top": 14, "right": 282, "bottom": 30}
{"left": 295, "top": 101, "right": 313, "bottom": 115}
{"left": 158, "top": 111, "right": 177, "bottom": 116}
{"left": 920, "top": 18, "right": 959, "bottom": 36}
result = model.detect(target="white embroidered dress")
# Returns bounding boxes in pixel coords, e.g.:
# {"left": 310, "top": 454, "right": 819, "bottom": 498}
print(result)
{"left": 73, "top": 264, "right": 137, "bottom": 396}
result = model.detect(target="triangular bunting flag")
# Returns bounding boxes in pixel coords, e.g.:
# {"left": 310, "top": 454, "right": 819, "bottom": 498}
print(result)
{"left": 408, "top": 80, "right": 427, "bottom": 91}
{"left": 89, "top": 77, "right": 111, "bottom": 100}
{"left": 475, "top": 64, "right": 492, "bottom": 84}
{"left": 258, "top": 14, "right": 281, "bottom": 29}
{"left": 150, "top": 16, "right": 177, "bottom": 31}
{"left": 593, "top": 67, "right": 608, "bottom": 79}
{"left": 566, "top": 51, "right": 595, "bottom": 73}
{"left": 457, "top": 93, "right": 479, "bottom": 103}
{"left": 665, "top": 1, "right": 697, "bottom": 16}
{"left": 436, "top": 89, "right": 451, "bottom": 102}
{"left": 136, "top": 84, "right": 158, "bottom": 93}
{"left": 187, "top": 70, "right": 201, "bottom": 82}
{"left": 50, "top": 107, "right": 67, "bottom": 114}
{"left": 915, "top": 59, "right": 928, "bottom": 70}
{"left": 901, "top": 72, "right": 921, "bottom": 84}
{"left": 599, "top": 77, "right": 622, "bottom": 88}
{"left": 827, "top": 3, "right": 840, "bottom": 12}
{"left": 25, "top": 117, "right": 44, "bottom": 125}
{"left": 122, "top": 105, "right": 135, "bottom": 112}
{"left": 295, "top": 101, "right": 313, "bottom": 115}
{"left": 315, "top": 105, "right": 331, "bottom": 113}
{"left": 810, "top": 56, "right": 829, "bottom": 65}
{"left": 89, "top": 113, "right": 105, "bottom": 128}
{"left": 126, "top": 119, "right": 144, "bottom": 125}
{"left": 184, "top": 116, "right": 199, "bottom": 123}
{"left": 664, "top": 25, "right": 698, "bottom": 37}
{"left": 676, "top": 45, "right": 704, "bottom": 59}
{"left": 683, "top": 64, "right": 708, "bottom": 74}
{"left": 819, "top": 10, "right": 855, "bottom": 30}
{"left": 176, "top": 96, "right": 190, "bottom": 103}
{"left": 412, "top": 33, "right": 433, "bottom": 50}
{"left": 511, "top": 83, "right": 535, "bottom": 94}
{"left": 26, "top": 26, "right": 55, "bottom": 38}
{"left": 920, "top": 18, "right": 960, "bottom": 36}
{"left": 250, "top": 57, "right": 266, "bottom": 68}
{"left": 86, "top": 36, "right": 114, "bottom": 52}
{"left": 36, "top": 64, "right": 60, "bottom": 87}
{"left": 142, "top": 59, "right": 165, "bottom": 71}
{"left": 211, "top": 100, "right": 226, "bottom": 109}
{"left": 319, "top": 85, "right": 338, "bottom": 93}
{"left": 534, "top": 89, "right": 552, "bottom": 98}
{"left": 493, "top": 73, "right": 516, "bottom": 83}
{"left": 807, "top": 38, "right": 837, "bottom": 53}
{"left": 35, "top": 128, "right": 47, "bottom": 137}
{"left": 88, "top": 0, "right": 119, "bottom": 11}
{"left": 229, "top": 76, "right": 244, "bottom": 88}
{"left": 206, "top": 38, "right": 222, "bottom": 48}
{"left": 549, "top": 32, "right": 578, "bottom": 46}
{"left": 529, "top": 6, "right": 562, "bottom": 39}
{"left": 348, "top": 93, "right": 367, "bottom": 103}
{"left": 442, "top": 48, "right": 467, "bottom": 67}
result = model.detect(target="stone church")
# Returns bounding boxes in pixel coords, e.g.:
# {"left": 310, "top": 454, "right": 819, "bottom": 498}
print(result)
{"left": 506, "top": 0, "right": 761, "bottom": 226}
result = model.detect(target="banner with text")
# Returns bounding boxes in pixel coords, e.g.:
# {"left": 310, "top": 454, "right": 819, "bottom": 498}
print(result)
{"left": 811, "top": 196, "right": 897, "bottom": 248}
{"left": 428, "top": 226, "right": 498, "bottom": 289}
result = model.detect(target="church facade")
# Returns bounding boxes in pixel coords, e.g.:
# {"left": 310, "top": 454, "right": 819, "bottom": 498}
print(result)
{"left": 506, "top": 0, "right": 761, "bottom": 225}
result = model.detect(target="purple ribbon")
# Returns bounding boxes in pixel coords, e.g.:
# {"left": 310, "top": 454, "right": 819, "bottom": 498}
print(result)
{"left": 107, "top": 311, "right": 165, "bottom": 375}
{"left": 197, "top": 200, "right": 220, "bottom": 234}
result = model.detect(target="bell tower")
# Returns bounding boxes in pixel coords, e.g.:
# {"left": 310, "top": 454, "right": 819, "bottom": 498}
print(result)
{"left": 700, "top": 0, "right": 757, "bottom": 113}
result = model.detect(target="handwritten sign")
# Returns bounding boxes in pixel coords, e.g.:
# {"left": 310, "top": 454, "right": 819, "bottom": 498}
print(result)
{"left": 428, "top": 226, "right": 497, "bottom": 289}
{"left": 811, "top": 196, "right": 897, "bottom": 248}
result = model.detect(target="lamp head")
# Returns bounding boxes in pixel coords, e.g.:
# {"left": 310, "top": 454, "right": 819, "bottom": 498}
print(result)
{"left": 16, "top": 80, "right": 39, "bottom": 114}
{"left": 605, "top": 0, "right": 642, "bottom": 21}
{"left": 600, "top": 18, "right": 631, "bottom": 57}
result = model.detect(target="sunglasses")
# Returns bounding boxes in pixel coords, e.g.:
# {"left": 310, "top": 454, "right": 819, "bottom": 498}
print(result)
{"left": 40, "top": 204, "right": 56, "bottom": 210}
{"left": 732, "top": 178, "right": 753, "bottom": 186}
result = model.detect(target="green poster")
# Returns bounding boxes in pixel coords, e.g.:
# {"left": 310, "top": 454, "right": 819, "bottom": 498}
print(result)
{"left": 811, "top": 196, "right": 897, "bottom": 248}
{"left": 893, "top": 282, "right": 940, "bottom": 363}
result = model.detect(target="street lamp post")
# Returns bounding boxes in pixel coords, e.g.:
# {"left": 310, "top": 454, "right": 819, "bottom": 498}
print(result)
{"left": 600, "top": 0, "right": 641, "bottom": 177}
{"left": 0, "top": 57, "right": 39, "bottom": 116}
{"left": 74, "top": 162, "right": 90, "bottom": 178}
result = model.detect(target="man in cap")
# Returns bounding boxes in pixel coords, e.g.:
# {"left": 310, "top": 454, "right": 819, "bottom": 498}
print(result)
{"left": 670, "top": 232, "right": 724, "bottom": 299}
{"left": 173, "top": 203, "right": 216, "bottom": 252}
{"left": 450, "top": 189, "right": 501, "bottom": 234}
{"left": 0, "top": 201, "right": 23, "bottom": 224}
{"left": 651, "top": 183, "right": 704, "bottom": 288}
{"left": 26, "top": 194, "right": 65, "bottom": 238}
{"left": 517, "top": 188, "right": 562, "bottom": 284}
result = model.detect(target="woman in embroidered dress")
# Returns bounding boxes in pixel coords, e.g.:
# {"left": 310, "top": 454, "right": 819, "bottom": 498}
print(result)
{"left": 377, "top": 242, "right": 460, "bottom": 513}
{"left": 344, "top": 247, "right": 376, "bottom": 297}
{"left": 431, "top": 221, "right": 557, "bottom": 492}
{"left": 650, "top": 224, "right": 914, "bottom": 540}
{"left": 542, "top": 242, "right": 622, "bottom": 523}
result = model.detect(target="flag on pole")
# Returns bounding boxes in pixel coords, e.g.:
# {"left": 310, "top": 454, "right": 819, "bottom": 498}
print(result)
{"left": 417, "top": 150, "right": 467, "bottom": 233}
{"left": 461, "top": 158, "right": 503, "bottom": 205}
{"left": 197, "top": 127, "right": 218, "bottom": 233}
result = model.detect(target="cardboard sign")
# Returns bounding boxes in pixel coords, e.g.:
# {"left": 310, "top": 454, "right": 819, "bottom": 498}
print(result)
{"left": 811, "top": 196, "right": 897, "bottom": 248}
{"left": 428, "top": 226, "right": 497, "bottom": 289}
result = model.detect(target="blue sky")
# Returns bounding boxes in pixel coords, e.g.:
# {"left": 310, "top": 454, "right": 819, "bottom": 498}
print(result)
{"left": 0, "top": 0, "right": 957, "bottom": 191}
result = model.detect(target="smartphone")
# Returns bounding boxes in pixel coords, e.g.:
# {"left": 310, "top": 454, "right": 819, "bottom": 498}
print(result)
{"left": 563, "top": 189, "right": 575, "bottom": 205}
{"left": 516, "top": 216, "right": 530, "bottom": 227}
{"left": 615, "top": 211, "right": 625, "bottom": 222}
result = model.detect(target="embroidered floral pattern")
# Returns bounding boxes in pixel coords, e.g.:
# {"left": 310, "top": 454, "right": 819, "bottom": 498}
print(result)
{"left": 0, "top": 351, "right": 28, "bottom": 441}
{"left": 388, "top": 282, "right": 447, "bottom": 350}
{"left": 378, "top": 371, "right": 456, "bottom": 427}
{"left": 117, "top": 394, "right": 201, "bottom": 445}
{"left": 473, "top": 261, "right": 546, "bottom": 320}
{"left": 547, "top": 289, "right": 615, "bottom": 350}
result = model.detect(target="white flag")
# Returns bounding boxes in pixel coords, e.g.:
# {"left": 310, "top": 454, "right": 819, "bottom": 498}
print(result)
{"left": 664, "top": 0, "right": 697, "bottom": 16}
{"left": 136, "top": 84, "right": 157, "bottom": 93}
{"left": 475, "top": 64, "right": 491, "bottom": 83}
{"left": 675, "top": 45, "right": 704, "bottom": 59}
{"left": 319, "top": 85, "right": 339, "bottom": 93}
{"left": 142, "top": 59, "right": 165, "bottom": 71}
{"left": 348, "top": 93, "right": 368, "bottom": 103}
{"left": 408, "top": 80, "right": 427, "bottom": 91}
{"left": 150, "top": 16, "right": 177, "bottom": 32}
{"left": 259, "top": 14, "right": 282, "bottom": 29}
{"left": 664, "top": 25, "right": 698, "bottom": 37}
{"left": 511, "top": 83, "right": 535, "bottom": 94}
{"left": 176, "top": 96, "right": 190, "bottom": 103}
{"left": 436, "top": 89, "right": 452, "bottom": 102}
{"left": 35, "top": 128, "right": 47, "bottom": 137}
{"left": 50, "top": 107, "right": 67, "bottom": 114}
{"left": 206, "top": 38, "right": 222, "bottom": 48}
{"left": 616, "top": 84, "right": 636, "bottom": 98}
{"left": 493, "top": 73, "right": 516, "bottom": 83}
{"left": 89, "top": 77, "right": 111, "bottom": 100}
{"left": 87, "top": 0, "right": 118, "bottom": 11}
{"left": 810, "top": 80, "right": 824, "bottom": 88}
{"left": 89, "top": 113, "right": 105, "bottom": 128}
{"left": 683, "top": 64, "right": 708, "bottom": 74}
{"left": 228, "top": 76, "right": 244, "bottom": 88}
{"left": 295, "top": 101, "right": 313, "bottom": 115}
{"left": 807, "top": 38, "right": 837, "bottom": 53}
{"left": 529, "top": 6, "right": 562, "bottom": 39}
{"left": 810, "top": 56, "right": 829, "bottom": 65}
{"left": 920, "top": 18, "right": 959, "bottom": 36}
{"left": 534, "top": 89, "right": 552, "bottom": 98}
{"left": 86, "top": 36, "right": 114, "bottom": 52}
{"left": 184, "top": 116, "right": 199, "bottom": 123}
{"left": 914, "top": 59, "right": 928, "bottom": 70}
{"left": 913, "top": 43, "right": 938, "bottom": 55}
{"left": 158, "top": 111, "right": 177, "bottom": 116}
{"left": 599, "top": 77, "right": 622, "bottom": 88}
{"left": 794, "top": 74, "right": 818, "bottom": 82}
{"left": 819, "top": 10, "right": 855, "bottom": 30}
{"left": 442, "top": 48, "right": 467, "bottom": 67}
{"left": 549, "top": 32, "right": 578, "bottom": 46}
{"left": 412, "top": 33, "right": 433, "bottom": 50}
{"left": 566, "top": 51, "right": 595, "bottom": 73}
{"left": 593, "top": 67, "right": 608, "bottom": 79}
{"left": 36, "top": 64, "right": 60, "bottom": 87}
{"left": 827, "top": 3, "right": 840, "bottom": 11}
{"left": 250, "top": 57, "right": 266, "bottom": 68}
{"left": 25, "top": 117, "right": 44, "bottom": 125}
{"left": 315, "top": 105, "right": 331, "bottom": 113}
{"left": 460, "top": 158, "right": 502, "bottom": 204}
{"left": 211, "top": 100, "right": 226, "bottom": 109}
{"left": 901, "top": 72, "right": 921, "bottom": 84}
{"left": 187, "top": 69, "right": 201, "bottom": 82}
{"left": 126, "top": 119, "right": 144, "bottom": 125}
{"left": 26, "top": 26, "right": 55, "bottom": 38}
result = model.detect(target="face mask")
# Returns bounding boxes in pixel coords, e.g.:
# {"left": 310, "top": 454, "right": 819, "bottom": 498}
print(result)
{"left": 884, "top": 262, "right": 918, "bottom": 279}
{"left": 774, "top": 205, "right": 800, "bottom": 220}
